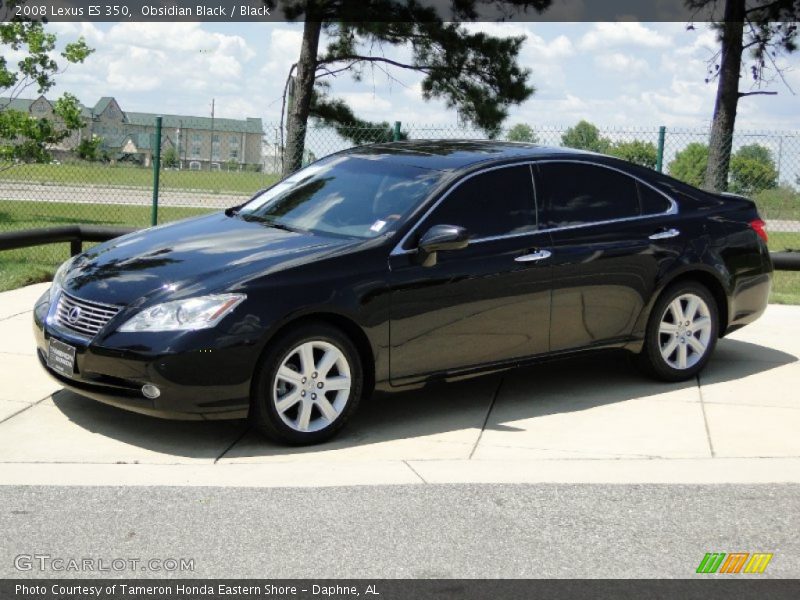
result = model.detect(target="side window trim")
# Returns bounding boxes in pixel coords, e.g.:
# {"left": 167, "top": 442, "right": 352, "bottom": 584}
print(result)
{"left": 392, "top": 162, "right": 538, "bottom": 254}
{"left": 529, "top": 163, "right": 540, "bottom": 231}
{"left": 390, "top": 159, "right": 678, "bottom": 256}
{"left": 637, "top": 180, "right": 673, "bottom": 216}
{"left": 533, "top": 160, "right": 678, "bottom": 233}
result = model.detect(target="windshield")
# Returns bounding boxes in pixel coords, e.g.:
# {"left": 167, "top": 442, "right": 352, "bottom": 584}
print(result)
{"left": 237, "top": 156, "right": 444, "bottom": 239}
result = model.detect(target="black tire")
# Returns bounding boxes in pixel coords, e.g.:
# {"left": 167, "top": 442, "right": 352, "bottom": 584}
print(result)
{"left": 250, "top": 322, "right": 363, "bottom": 445}
{"left": 636, "top": 281, "right": 719, "bottom": 382}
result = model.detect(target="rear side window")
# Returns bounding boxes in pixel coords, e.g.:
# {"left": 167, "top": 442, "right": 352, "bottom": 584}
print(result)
{"left": 536, "top": 162, "right": 639, "bottom": 228}
{"left": 638, "top": 182, "right": 672, "bottom": 215}
{"left": 422, "top": 165, "right": 536, "bottom": 240}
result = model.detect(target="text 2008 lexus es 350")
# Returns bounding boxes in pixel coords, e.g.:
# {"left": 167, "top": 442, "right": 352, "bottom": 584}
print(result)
{"left": 34, "top": 141, "right": 772, "bottom": 444}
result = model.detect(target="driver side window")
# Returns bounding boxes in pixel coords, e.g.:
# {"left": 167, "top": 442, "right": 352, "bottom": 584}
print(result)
{"left": 421, "top": 165, "right": 536, "bottom": 241}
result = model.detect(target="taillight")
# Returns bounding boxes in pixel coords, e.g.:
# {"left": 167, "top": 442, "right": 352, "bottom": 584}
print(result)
{"left": 749, "top": 219, "right": 768, "bottom": 243}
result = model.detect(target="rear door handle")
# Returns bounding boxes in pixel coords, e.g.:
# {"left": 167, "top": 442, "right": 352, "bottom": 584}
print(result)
{"left": 649, "top": 228, "right": 680, "bottom": 240}
{"left": 515, "top": 249, "right": 552, "bottom": 263}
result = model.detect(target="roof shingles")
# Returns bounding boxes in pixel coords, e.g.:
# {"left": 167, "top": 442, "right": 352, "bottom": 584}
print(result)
{"left": 1, "top": 96, "right": 263, "bottom": 135}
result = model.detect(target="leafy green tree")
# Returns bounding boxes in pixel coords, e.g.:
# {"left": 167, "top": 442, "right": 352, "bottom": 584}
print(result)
{"left": 729, "top": 143, "right": 778, "bottom": 195}
{"left": 305, "top": 87, "right": 403, "bottom": 145}
{"left": 162, "top": 146, "right": 179, "bottom": 168}
{"left": 607, "top": 140, "right": 658, "bottom": 169}
{"left": 269, "top": 0, "right": 551, "bottom": 175}
{"left": 506, "top": 123, "right": 538, "bottom": 143}
{"left": 688, "top": 0, "right": 798, "bottom": 191}
{"left": 0, "top": 8, "right": 93, "bottom": 167}
{"left": 560, "top": 120, "right": 610, "bottom": 153}
{"left": 668, "top": 143, "right": 709, "bottom": 188}
{"left": 75, "top": 136, "right": 103, "bottom": 162}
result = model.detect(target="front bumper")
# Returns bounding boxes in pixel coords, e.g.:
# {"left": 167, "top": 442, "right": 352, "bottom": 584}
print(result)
{"left": 33, "top": 291, "right": 252, "bottom": 420}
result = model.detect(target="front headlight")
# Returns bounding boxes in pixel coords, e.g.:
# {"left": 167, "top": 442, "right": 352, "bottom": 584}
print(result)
{"left": 118, "top": 294, "right": 246, "bottom": 333}
{"left": 49, "top": 257, "right": 75, "bottom": 303}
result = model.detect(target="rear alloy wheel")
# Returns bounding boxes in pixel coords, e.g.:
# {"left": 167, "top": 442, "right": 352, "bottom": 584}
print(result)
{"left": 251, "top": 324, "right": 363, "bottom": 444}
{"left": 637, "top": 282, "right": 719, "bottom": 382}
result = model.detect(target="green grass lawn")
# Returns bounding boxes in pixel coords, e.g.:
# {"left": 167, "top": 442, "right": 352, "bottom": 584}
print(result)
{"left": 770, "top": 231, "right": 800, "bottom": 253}
{"left": 0, "top": 201, "right": 213, "bottom": 292}
{"left": 0, "top": 162, "right": 278, "bottom": 194}
{"left": 1, "top": 199, "right": 799, "bottom": 303}
{"left": 754, "top": 186, "right": 800, "bottom": 222}
{"left": 770, "top": 271, "right": 800, "bottom": 305}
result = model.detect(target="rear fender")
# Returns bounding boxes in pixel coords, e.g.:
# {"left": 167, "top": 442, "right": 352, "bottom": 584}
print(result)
{"left": 625, "top": 247, "right": 732, "bottom": 350}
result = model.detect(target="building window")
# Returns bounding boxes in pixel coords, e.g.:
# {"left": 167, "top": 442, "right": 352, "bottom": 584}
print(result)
{"left": 210, "top": 162, "right": 221, "bottom": 171}
{"left": 212, "top": 134, "right": 220, "bottom": 143}
{"left": 189, "top": 161, "right": 201, "bottom": 171}
{"left": 192, "top": 133, "right": 201, "bottom": 142}
{"left": 191, "top": 144, "right": 201, "bottom": 158}
{"left": 229, "top": 135, "right": 238, "bottom": 144}
{"left": 229, "top": 148, "right": 239, "bottom": 159}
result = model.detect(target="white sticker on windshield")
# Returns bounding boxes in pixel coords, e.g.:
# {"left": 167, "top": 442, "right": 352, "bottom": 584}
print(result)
{"left": 370, "top": 220, "right": 387, "bottom": 233}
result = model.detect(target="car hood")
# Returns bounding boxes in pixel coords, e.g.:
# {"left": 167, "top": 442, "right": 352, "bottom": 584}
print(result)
{"left": 62, "top": 212, "right": 360, "bottom": 305}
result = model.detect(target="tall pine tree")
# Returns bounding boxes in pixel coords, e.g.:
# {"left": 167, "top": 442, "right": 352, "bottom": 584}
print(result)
{"left": 268, "top": 1, "right": 550, "bottom": 175}
{"left": 687, "top": 0, "right": 797, "bottom": 192}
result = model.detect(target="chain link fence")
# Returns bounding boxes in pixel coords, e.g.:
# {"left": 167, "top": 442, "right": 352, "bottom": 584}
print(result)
{"left": 1, "top": 118, "right": 799, "bottom": 297}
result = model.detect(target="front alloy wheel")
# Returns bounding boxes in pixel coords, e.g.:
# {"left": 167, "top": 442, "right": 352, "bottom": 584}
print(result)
{"left": 273, "top": 341, "right": 352, "bottom": 434}
{"left": 251, "top": 323, "right": 363, "bottom": 444}
{"left": 637, "top": 282, "right": 719, "bottom": 382}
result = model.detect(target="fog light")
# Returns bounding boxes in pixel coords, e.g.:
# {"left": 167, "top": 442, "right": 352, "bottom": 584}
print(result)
{"left": 142, "top": 384, "right": 161, "bottom": 399}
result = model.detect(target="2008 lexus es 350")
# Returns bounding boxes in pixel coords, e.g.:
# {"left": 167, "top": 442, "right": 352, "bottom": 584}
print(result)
{"left": 34, "top": 141, "right": 772, "bottom": 444}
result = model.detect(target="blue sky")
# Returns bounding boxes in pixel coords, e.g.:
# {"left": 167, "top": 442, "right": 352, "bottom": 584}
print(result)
{"left": 35, "top": 21, "right": 800, "bottom": 132}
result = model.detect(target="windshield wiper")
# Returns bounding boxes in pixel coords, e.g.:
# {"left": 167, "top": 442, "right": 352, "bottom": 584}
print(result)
{"left": 263, "top": 220, "right": 298, "bottom": 233}
{"left": 240, "top": 214, "right": 301, "bottom": 233}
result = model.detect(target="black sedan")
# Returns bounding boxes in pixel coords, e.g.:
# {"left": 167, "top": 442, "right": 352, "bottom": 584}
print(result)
{"left": 33, "top": 141, "right": 772, "bottom": 444}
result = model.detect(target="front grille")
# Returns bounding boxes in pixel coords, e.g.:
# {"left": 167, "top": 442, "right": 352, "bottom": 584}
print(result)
{"left": 54, "top": 292, "right": 122, "bottom": 338}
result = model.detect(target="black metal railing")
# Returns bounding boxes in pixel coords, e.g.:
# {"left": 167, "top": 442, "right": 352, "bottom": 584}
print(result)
{"left": 0, "top": 225, "right": 137, "bottom": 257}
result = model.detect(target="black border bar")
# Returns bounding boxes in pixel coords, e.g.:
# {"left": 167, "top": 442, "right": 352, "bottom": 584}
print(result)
{"left": 4, "top": 579, "right": 800, "bottom": 600}
{"left": 4, "top": 0, "right": 795, "bottom": 23}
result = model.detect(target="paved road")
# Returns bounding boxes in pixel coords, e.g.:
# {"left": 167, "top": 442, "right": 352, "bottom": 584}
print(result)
{"left": 0, "top": 181, "right": 248, "bottom": 209}
{"left": 1, "top": 484, "right": 797, "bottom": 578}
{"left": 2, "top": 181, "right": 800, "bottom": 233}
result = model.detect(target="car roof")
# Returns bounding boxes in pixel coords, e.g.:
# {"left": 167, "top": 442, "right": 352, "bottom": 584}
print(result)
{"left": 344, "top": 139, "right": 588, "bottom": 171}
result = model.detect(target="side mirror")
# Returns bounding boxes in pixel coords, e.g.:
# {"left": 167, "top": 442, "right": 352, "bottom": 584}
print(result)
{"left": 417, "top": 224, "right": 469, "bottom": 267}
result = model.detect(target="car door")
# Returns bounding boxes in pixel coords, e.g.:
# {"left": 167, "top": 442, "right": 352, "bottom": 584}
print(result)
{"left": 388, "top": 164, "right": 552, "bottom": 384}
{"left": 533, "top": 161, "right": 685, "bottom": 352}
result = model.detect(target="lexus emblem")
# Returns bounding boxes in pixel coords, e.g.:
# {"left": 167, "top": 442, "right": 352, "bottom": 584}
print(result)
{"left": 67, "top": 306, "right": 82, "bottom": 324}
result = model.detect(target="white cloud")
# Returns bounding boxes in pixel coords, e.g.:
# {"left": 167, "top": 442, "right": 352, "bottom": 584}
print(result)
{"left": 526, "top": 33, "right": 575, "bottom": 61}
{"left": 335, "top": 92, "right": 394, "bottom": 116}
{"left": 260, "top": 27, "right": 303, "bottom": 79}
{"left": 47, "top": 22, "right": 261, "bottom": 118}
{"left": 675, "top": 27, "right": 719, "bottom": 57}
{"left": 594, "top": 53, "right": 649, "bottom": 76}
{"left": 48, "top": 22, "right": 105, "bottom": 46}
{"left": 462, "top": 22, "right": 532, "bottom": 39}
{"left": 32, "top": 21, "right": 799, "bottom": 138}
{"left": 579, "top": 22, "right": 672, "bottom": 51}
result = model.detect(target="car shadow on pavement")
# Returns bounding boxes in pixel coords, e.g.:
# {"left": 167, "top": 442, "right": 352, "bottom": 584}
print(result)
{"left": 47, "top": 338, "right": 798, "bottom": 461}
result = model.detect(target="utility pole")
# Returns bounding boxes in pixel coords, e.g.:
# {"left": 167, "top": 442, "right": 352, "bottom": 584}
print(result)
{"left": 176, "top": 120, "right": 182, "bottom": 169}
{"left": 209, "top": 98, "right": 215, "bottom": 169}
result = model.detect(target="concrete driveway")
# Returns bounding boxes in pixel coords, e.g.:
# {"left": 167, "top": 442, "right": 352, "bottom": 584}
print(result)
{"left": 1, "top": 282, "right": 799, "bottom": 487}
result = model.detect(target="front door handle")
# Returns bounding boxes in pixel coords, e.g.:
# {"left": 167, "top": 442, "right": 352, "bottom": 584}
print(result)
{"left": 649, "top": 228, "right": 681, "bottom": 240}
{"left": 515, "top": 249, "right": 552, "bottom": 263}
